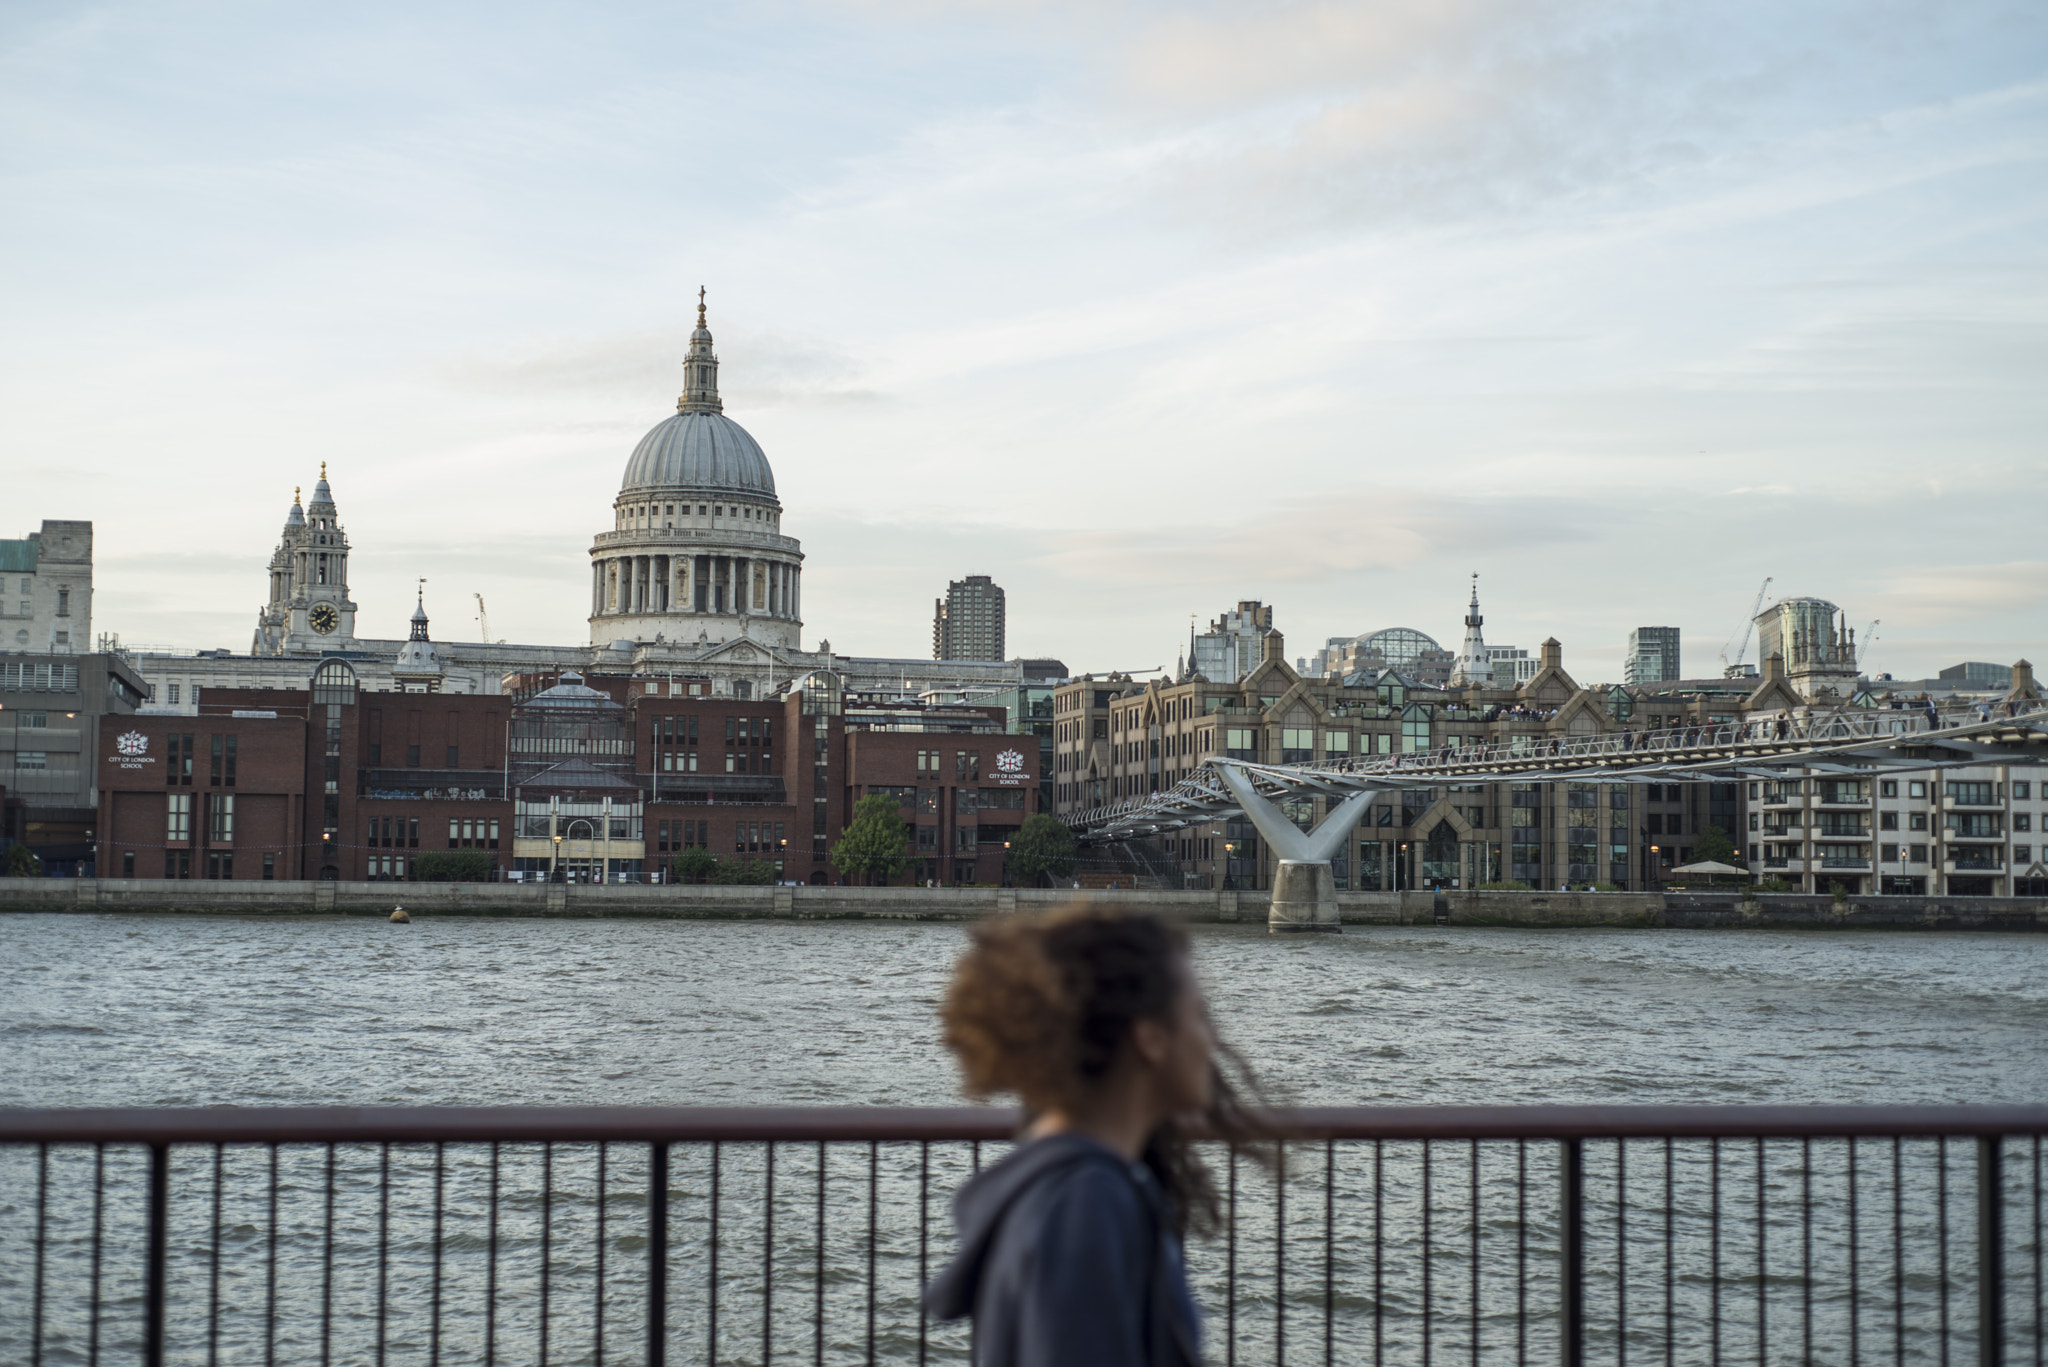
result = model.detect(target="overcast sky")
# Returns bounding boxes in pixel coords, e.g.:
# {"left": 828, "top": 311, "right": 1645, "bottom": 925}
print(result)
{"left": 5, "top": 1, "right": 2044, "bottom": 684}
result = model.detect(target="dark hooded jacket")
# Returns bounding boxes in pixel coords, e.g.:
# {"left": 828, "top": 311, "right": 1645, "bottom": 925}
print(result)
{"left": 923, "top": 1132, "right": 1201, "bottom": 1367}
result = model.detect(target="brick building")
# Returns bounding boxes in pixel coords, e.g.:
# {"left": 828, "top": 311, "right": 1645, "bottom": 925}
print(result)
{"left": 95, "top": 662, "right": 1039, "bottom": 885}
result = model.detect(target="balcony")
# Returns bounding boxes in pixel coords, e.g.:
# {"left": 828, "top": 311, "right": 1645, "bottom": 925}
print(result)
{"left": 1950, "top": 852, "right": 2006, "bottom": 871}
{"left": 1818, "top": 857, "right": 1870, "bottom": 870}
{"left": 1810, "top": 822, "right": 1871, "bottom": 839}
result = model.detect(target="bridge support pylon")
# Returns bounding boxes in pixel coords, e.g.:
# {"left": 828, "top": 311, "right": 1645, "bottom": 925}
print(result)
{"left": 1215, "top": 763, "right": 1378, "bottom": 935}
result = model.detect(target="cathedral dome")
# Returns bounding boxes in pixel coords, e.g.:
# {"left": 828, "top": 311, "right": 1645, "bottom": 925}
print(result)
{"left": 620, "top": 411, "right": 777, "bottom": 500}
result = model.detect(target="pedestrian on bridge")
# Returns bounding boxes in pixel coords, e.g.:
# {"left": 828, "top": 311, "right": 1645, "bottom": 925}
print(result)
{"left": 926, "top": 905, "right": 1268, "bottom": 1367}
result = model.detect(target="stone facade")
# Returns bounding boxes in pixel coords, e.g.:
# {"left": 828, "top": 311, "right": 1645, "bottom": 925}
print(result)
{"left": 0, "top": 520, "right": 92, "bottom": 655}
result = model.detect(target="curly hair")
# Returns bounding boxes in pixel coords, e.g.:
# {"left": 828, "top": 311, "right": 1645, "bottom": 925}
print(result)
{"left": 938, "top": 903, "right": 1274, "bottom": 1236}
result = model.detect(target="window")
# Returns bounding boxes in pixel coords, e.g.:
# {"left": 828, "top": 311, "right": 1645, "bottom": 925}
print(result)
{"left": 263, "top": 853, "right": 275, "bottom": 880}
{"left": 168, "top": 793, "right": 191, "bottom": 843}
{"left": 122, "top": 851, "right": 135, "bottom": 878}
{"left": 2012, "top": 782, "right": 2030, "bottom": 800}
{"left": 1909, "top": 812, "right": 1928, "bottom": 831}
{"left": 1880, "top": 780, "right": 1897, "bottom": 798}
{"left": 1909, "top": 844, "right": 1927, "bottom": 863}
{"left": 2015, "top": 845, "right": 2033, "bottom": 863}
{"left": 2016, "top": 814, "right": 2032, "bottom": 833}
{"left": 1879, "top": 812, "right": 1898, "bottom": 831}
{"left": 168, "top": 684, "right": 180, "bottom": 705}
{"left": 447, "top": 745, "right": 460, "bottom": 766}
{"left": 21, "top": 711, "right": 46, "bottom": 728}
{"left": 1908, "top": 781, "right": 1926, "bottom": 799}
{"left": 14, "top": 751, "right": 46, "bottom": 770}
{"left": 1881, "top": 843, "right": 1899, "bottom": 862}
{"left": 408, "top": 745, "right": 421, "bottom": 767}
{"left": 1947, "top": 782, "right": 1996, "bottom": 806}
{"left": 209, "top": 794, "right": 235, "bottom": 843}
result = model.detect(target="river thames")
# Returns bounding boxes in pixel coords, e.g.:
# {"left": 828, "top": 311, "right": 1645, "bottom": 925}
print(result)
{"left": 4, "top": 914, "right": 2044, "bottom": 1108}
{"left": 4, "top": 916, "right": 2045, "bottom": 1366}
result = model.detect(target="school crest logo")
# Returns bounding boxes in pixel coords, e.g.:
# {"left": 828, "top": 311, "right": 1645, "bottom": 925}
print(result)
{"left": 995, "top": 748, "right": 1025, "bottom": 774}
{"left": 116, "top": 731, "right": 149, "bottom": 757}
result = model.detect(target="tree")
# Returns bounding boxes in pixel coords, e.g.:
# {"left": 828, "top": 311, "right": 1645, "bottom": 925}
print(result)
{"left": 671, "top": 849, "right": 719, "bottom": 884}
{"left": 830, "top": 795, "right": 911, "bottom": 885}
{"left": 1692, "top": 825, "right": 1739, "bottom": 866}
{"left": 1007, "top": 812, "right": 1077, "bottom": 885}
{"left": 411, "top": 850, "right": 498, "bottom": 882}
{"left": 3, "top": 843, "right": 41, "bottom": 878}
{"left": 713, "top": 858, "right": 777, "bottom": 885}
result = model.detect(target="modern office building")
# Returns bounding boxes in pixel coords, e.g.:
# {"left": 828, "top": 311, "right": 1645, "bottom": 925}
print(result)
{"left": 933, "top": 575, "right": 1006, "bottom": 662}
{"left": 0, "top": 650, "right": 150, "bottom": 874}
{"left": 1624, "top": 626, "right": 1681, "bottom": 686}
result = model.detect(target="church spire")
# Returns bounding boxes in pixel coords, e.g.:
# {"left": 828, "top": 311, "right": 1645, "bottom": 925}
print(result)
{"left": 678, "top": 287, "right": 723, "bottom": 414}
{"left": 1449, "top": 572, "right": 1493, "bottom": 687}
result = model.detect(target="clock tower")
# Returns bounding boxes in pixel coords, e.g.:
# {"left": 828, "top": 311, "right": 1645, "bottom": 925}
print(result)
{"left": 253, "top": 465, "right": 360, "bottom": 655}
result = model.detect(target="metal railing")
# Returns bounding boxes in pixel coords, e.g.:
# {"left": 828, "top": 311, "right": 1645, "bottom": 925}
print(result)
{"left": 1066, "top": 704, "right": 2048, "bottom": 843}
{"left": 3, "top": 1107, "right": 2046, "bottom": 1365}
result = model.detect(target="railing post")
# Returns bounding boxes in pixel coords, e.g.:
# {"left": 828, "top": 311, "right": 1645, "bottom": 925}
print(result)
{"left": 1979, "top": 1135, "right": 2002, "bottom": 1367}
{"left": 145, "top": 1141, "right": 168, "bottom": 1367}
{"left": 1561, "top": 1137, "right": 1584, "bottom": 1367}
{"left": 647, "top": 1141, "right": 669, "bottom": 1367}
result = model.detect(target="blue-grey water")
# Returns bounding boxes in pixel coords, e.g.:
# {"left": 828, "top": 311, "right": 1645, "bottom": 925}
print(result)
{"left": 4, "top": 916, "right": 2046, "bottom": 1109}
{"left": 1, "top": 916, "right": 2044, "bottom": 1366}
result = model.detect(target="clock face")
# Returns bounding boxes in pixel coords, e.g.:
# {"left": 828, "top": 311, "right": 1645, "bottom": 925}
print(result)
{"left": 309, "top": 604, "right": 340, "bottom": 634}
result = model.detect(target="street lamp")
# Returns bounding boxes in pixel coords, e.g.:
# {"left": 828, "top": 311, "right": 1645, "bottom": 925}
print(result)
{"left": 553, "top": 832, "right": 564, "bottom": 884}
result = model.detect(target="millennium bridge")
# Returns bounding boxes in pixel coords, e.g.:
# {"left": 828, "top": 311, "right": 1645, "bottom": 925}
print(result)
{"left": 1062, "top": 702, "right": 2048, "bottom": 931}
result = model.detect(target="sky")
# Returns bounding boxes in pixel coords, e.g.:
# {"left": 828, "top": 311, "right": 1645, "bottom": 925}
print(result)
{"left": 3, "top": 0, "right": 2045, "bottom": 685}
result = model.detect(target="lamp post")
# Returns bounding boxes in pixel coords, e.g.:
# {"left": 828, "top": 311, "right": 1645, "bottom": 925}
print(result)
{"left": 779, "top": 836, "right": 787, "bottom": 883}
{"left": 1223, "top": 841, "right": 1235, "bottom": 891}
{"left": 1650, "top": 844, "right": 1661, "bottom": 892}
{"left": 1001, "top": 838, "right": 1012, "bottom": 889}
{"left": 552, "top": 833, "right": 564, "bottom": 884}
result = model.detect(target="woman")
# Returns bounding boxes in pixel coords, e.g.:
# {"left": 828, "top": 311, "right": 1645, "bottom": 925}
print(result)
{"left": 924, "top": 906, "right": 1264, "bottom": 1366}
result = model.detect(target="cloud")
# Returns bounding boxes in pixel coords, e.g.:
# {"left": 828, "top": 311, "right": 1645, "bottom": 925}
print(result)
{"left": 438, "top": 323, "right": 883, "bottom": 410}
{"left": 1865, "top": 562, "right": 2048, "bottom": 629}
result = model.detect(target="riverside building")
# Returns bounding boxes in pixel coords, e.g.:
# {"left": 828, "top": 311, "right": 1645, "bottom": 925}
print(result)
{"left": 93, "top": 662, "right": 1040, "bottom": 885}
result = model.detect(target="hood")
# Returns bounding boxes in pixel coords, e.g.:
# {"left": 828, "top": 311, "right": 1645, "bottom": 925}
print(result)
{"left": 922, "top": 1132, "right": 1124, "bottom": 1321}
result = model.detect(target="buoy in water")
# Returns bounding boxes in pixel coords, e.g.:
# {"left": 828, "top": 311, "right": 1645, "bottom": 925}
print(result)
{"left": 390, "top": 907, "right": 411, "bottom": 923}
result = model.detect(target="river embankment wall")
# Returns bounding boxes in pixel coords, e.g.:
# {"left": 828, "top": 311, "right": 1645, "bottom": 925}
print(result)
{"left": 0, "top": 878, "right": 2043, "bottom": 930}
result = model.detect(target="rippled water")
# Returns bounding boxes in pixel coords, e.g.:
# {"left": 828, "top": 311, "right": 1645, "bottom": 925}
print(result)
{"left": 2, "top": 917, "right": 2044, "bottom": 1366}
{"left": 2, "top": 915, "right": 2045, "bottom": 1108}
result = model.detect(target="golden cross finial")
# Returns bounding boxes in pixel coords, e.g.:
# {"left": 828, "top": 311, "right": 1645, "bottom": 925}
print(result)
{"left": 294, "top": 486, "right": 301, "bottom": 504}
{"left": 697, "top": 285, "right": 707, "bottom": 326}
{"left": 320, "top": 461, "right": 327, "bottom": 480}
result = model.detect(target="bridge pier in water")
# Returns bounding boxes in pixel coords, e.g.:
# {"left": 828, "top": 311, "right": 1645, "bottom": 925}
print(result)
{"left": 1216, "top": 763, "right": 1377, "bottom": 934}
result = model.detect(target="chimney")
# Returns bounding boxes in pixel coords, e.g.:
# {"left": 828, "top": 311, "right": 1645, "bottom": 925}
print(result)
{"left": 1763, "top": 652, "right": 1784, "bottom": 682}
{"left": 1540, "top": 637, "right": 1562, "bottom": 669}
{"left": 1263, "top": 630, "right": 1286, "bottom": 664}
{"left": 2014, "top": 659, "right": 2037, "bottom": 697}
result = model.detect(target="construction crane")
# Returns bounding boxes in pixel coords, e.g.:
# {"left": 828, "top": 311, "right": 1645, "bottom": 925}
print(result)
{"left": 474, "top": 593, "right": 494, "bottom": 645}
{"left": 1720, "top": 576, "right": 1773, "bottom": 677}
{"left": 1858, "top": 619, "right": 1880, "bottom": 667}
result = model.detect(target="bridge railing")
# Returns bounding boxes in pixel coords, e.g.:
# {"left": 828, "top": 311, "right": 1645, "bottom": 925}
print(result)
{"left": 2, "top": 1105, "right": 2044, "bottom": 1366}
